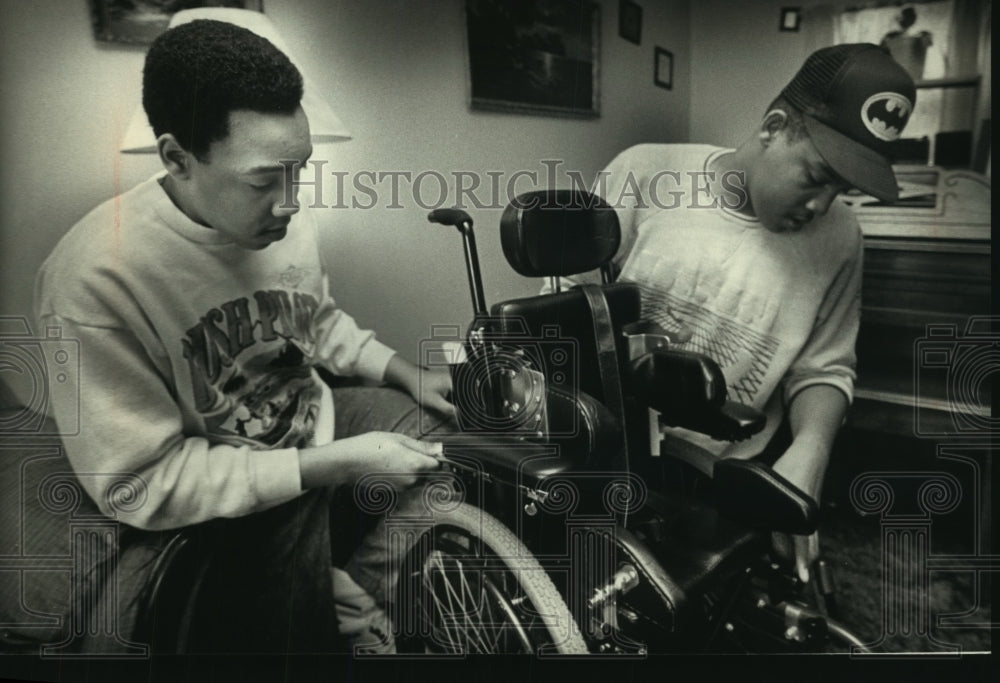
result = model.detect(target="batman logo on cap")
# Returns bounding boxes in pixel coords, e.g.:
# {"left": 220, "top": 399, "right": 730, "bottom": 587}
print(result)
{"left": 862, "top": 92, "right": 913, "bottom": 142}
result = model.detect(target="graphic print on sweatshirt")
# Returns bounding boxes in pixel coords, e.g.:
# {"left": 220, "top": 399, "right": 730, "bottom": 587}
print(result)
{"left": 181, "top": 289, "right": 322, "bottom": 449}
{"left": 636, "top": 283, "right": 780, "bottom": 405}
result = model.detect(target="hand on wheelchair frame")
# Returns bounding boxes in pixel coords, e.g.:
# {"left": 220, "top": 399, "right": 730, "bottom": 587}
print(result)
{"left": 424, "top": 194, "right": 857, "bottom": 654}
{"left": 772, "top": 530, "right": 821, "bottom": 584}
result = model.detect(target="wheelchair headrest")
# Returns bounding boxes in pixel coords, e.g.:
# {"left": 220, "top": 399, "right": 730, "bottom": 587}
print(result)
{"left": 500, "top": 190, "right": 620, "bottom": 277}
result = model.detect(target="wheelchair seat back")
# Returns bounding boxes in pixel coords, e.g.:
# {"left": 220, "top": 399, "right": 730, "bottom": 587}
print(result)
{"left": 491, "top": 190, "right": 639, "bottom": 464}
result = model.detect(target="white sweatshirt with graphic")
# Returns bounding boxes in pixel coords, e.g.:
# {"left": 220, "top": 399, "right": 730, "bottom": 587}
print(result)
{"left": 567, "top": 144, "right": 864, "bottom": 459}
{"left": 34, "top": 174, "right": 396, "bottom": 530}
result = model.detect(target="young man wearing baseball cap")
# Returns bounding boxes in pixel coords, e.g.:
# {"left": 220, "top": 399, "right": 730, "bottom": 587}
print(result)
{"left": 588, "top": 44, "right": 915, "bottom": 577}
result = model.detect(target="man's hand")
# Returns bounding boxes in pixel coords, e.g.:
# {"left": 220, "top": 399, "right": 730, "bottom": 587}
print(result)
{"left": 772, "top": 437, "right": 826, "bottom": 502}
{"left": 769, "top": 384, "right": 847, "bottom": 583}
{"left": 413, "top": 366, "right": 456, "bottom": 416}
{"left": 383, "top": 354, "right": 456, "bottom": 417}
{"left": 770, "top": 439, "right": 826, "bottom": 583}
{"left": 772, "top": 531, "right": 820, "bottom": 584}
{"left": 299, "top": 431, "right": 443, "bottom": 491}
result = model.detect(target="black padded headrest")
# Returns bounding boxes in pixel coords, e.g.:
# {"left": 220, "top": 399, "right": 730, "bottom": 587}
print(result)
{"left": 500, "top": 190, "right": 620, "bottom": 277}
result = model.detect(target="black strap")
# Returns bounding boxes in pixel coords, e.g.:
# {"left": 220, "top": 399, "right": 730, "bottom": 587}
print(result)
{"left": 579, "top": 285, "right": 630, "bottom": 475}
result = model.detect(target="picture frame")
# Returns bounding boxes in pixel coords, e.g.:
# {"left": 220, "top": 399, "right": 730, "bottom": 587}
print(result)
{"left": 89, "top": 0, "right": 265, "bottom": 44}
{"left": 465, "top": 0, "right": 601, "bottom": 119}
{"left": 779, "top": 7, "right": 802, "bottom": 32}
{"left": 618, "top": 1, "right": 642, "bottom": 45}
{"left": 654, "top": 46, "right": 673, "bottom": 90}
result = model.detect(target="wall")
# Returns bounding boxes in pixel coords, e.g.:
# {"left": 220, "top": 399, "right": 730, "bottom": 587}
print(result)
{"left": 689, "top": 0, "right": 991, "bottom": 165}
{"left": 0, "top": 0, "right": 691, "bottom": 396}
{"left": 0, "top": 1, "right": 147, "bottom": 322}
{"left": 688, "top": 0, "right": 837, "bottom": 148}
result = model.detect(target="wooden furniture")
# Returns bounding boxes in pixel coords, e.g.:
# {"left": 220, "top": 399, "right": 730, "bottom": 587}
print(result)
{"left": 842, "top": 166, "right": 991, "bottom": 438}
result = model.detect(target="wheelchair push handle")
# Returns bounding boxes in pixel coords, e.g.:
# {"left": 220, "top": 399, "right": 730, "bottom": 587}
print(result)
{"left": 428, "top": 207, "right": 474, "bottom": 232}
{"left": 428, "top": 207, "right": 487, "bottom": 315}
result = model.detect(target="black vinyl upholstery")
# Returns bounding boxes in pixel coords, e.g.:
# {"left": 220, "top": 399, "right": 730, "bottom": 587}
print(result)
{"left": 490, "top": 284, "right": 640, "bottom": 408}
{"left": 500, "top": 190, "right": 620, "bottom": 277}
{"left": 441, "top": 190, "right": 641, "bottom": 476}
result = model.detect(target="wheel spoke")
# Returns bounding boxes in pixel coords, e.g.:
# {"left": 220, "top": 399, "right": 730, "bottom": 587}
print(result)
{"left": 405, "top": 522, "right": 569, "bottom": 654}
{"left": 429, "top": 552, "right": 465, "bottom": 652}
{"left": 424, "top": 552, "right": 493, "bottom": 653}
{"left": 452, "top": 562, "right": 482, "bottom": 652}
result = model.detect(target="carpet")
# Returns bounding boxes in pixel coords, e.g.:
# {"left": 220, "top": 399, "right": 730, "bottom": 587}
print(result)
{"left": 816, "top": 430, "right": 993, "bottom": 655}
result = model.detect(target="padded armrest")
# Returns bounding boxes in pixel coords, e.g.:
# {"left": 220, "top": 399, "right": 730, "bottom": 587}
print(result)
{"left": 442, "top": 438, "right": 575, "bottom": 485}
{"left": 713, "top": 460, "right": 820, "bottom": 535}
{"left": 628, "top": 349, "right": 765, "bottom": 442}
{"left": 445, "top": 384, "right": 622, "bottom": 486}
{"left": 629, "top": 348, "right": 725, "bottom": 410}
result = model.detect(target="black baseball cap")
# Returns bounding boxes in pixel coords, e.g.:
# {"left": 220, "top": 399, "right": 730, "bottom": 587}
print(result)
{"left": 781, "top": 43, "right": 916, "bottom": 202}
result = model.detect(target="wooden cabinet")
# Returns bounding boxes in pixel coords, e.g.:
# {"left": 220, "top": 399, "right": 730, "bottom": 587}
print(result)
{"left": 842, "top": 166, "right": 991, "bottom": 438}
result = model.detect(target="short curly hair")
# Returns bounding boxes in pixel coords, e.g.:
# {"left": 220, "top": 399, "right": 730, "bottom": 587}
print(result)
{"left": 142, "top": 19, "right": 304, "bottom": 160}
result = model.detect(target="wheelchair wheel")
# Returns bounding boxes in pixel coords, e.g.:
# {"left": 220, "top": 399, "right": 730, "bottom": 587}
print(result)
{"left": 393, "top": 502, "right": 587, "bottom": 654}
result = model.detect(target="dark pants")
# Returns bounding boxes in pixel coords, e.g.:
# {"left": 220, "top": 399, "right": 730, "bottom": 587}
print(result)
{"left": 79, "top": 386, "right": 451, "bottom": 654}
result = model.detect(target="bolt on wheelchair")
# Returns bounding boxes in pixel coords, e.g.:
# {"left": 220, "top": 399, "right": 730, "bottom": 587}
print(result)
{"left": 363, "top": 190, "right": 871, "bottom": 656}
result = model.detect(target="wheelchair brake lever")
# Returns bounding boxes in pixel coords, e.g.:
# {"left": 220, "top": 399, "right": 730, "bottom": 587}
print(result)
{"left": 433, "top": 450, "right": 481, "bottom": 477}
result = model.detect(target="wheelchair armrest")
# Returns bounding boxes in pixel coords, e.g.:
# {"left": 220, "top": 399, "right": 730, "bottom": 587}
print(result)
{"left": 713, "top": 402, "right": 767, "bottom": 442}
{"left": 713, "top": 459, "right": 820, "bottom": 535}
{"left": 621, "top": 320, "right": 692, "bottom": 360}
{"left": 445, "top": 384, "right": 623, "bottom": 486}
{"left": 628, "top": 349, "right": 765, "bottom": 442}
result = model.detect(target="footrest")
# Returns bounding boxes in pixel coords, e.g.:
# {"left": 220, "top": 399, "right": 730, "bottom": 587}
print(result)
{"left": 712, "top": 460, "right": 819, "bottom": 535}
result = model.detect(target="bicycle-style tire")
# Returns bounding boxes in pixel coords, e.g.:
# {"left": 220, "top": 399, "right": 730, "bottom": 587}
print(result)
{"left": 389, "top": 501, "right": 589, "bottom": 655}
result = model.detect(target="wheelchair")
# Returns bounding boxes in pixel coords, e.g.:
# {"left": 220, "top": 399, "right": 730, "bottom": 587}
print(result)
{"left": 373, "top": 190, "right": 870, "bottom": 655}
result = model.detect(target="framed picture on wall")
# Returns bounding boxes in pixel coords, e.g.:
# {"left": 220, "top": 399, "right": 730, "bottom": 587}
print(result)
{"left": 465, "top": 0, "right": 601, "bottom": 118}
{"left": 779, "top": 7, "right": 801, "bottom": 32}
{"left": 654, "top": 46, "right": 673, "bottom": 90}
{"left": 618, "top": 1, "right": 642, "bottom": 45}
{"left": 89, "top": 0, "right": 264, "bottom": 44}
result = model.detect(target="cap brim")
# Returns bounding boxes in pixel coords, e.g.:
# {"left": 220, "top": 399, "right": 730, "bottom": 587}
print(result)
{"left": 802, "top": 115, "right": 899, "bottom": 203}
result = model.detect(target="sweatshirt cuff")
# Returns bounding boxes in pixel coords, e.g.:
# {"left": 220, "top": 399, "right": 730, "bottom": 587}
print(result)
{"left": 784, "top": 375, "right": 854, "bottom": 407}
{"left": 354, "top": 339, "right": 397, "bottom": 383}
{"left": 248, "top": 447, "right": 304, "bottom": 507}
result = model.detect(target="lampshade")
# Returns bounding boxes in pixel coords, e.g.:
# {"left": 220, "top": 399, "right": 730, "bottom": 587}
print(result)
{"left": 119, "top": 8, "right": 351, "bottom": 153}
